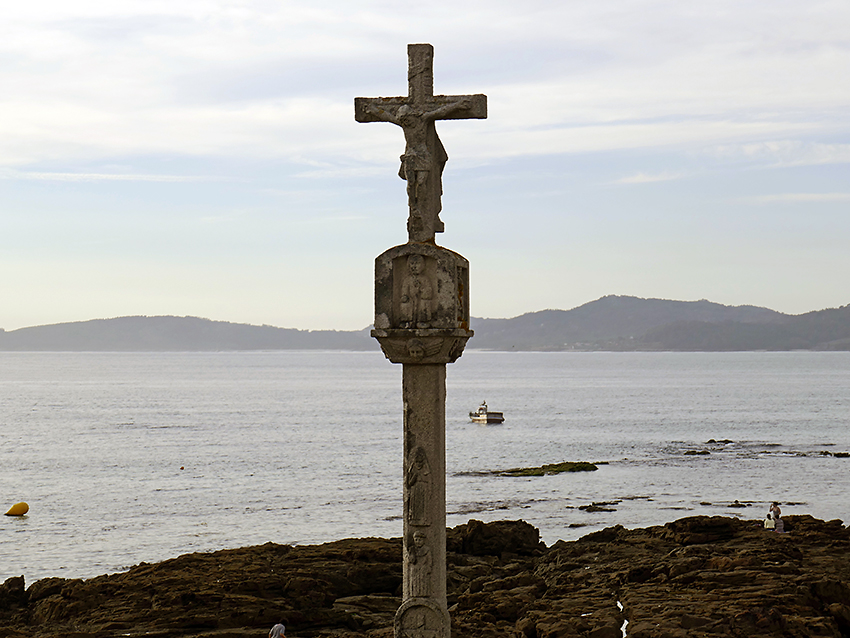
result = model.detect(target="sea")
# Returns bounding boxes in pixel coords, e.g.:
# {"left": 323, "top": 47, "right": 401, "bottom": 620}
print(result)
{"left": 1, "top": 350, "right": 848, "bottom": 584}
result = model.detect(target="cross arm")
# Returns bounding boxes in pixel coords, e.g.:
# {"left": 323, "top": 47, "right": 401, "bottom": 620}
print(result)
{"left": 427, "top": 94, "right": 487, "bottom": 120}
{"left": 354, "top": 94, "right": 487, "bottom": 123}
{"left": 354, "top": 97, "right": 405, "bottom": 123}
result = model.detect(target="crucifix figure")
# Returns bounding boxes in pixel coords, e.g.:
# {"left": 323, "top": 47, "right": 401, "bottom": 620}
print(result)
{"left": 355, "top": 44, "right": 487, "bottom": 243}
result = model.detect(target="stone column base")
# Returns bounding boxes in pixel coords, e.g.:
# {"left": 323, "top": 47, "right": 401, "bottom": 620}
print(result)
{"left": 395, "top": 598, "right": 450, "bottom": 638}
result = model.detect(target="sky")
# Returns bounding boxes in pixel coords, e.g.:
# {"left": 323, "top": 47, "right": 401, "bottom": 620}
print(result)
{"left": 1, "top": 0, "right": 848, "bottom": 331}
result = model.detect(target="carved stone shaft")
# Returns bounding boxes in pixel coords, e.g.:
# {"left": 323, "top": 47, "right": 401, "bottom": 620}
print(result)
{"left": 396, "top": 363, "right": 450, "bottom": 638}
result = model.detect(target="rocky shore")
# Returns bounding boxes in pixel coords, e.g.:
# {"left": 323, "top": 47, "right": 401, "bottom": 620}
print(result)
{"left": 1, "top": 515, "right": 849, "bottom": 638}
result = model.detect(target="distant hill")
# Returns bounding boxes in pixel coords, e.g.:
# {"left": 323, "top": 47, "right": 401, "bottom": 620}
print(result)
{"left": 2, "top": 296, "right": 848, "bottom": 351}
{"left": 469, "top": 295, "right": 790, "bottom": 350}
{"left": 635, "top": 305, "right": 850, "bottom": 351}
{"left": 0, "top": 316, "right": 374, "bottom": 352}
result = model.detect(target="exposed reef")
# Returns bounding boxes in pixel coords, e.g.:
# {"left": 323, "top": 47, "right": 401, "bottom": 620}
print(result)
{"left": 495, "top": 461, "right": 603, "bottom": 477}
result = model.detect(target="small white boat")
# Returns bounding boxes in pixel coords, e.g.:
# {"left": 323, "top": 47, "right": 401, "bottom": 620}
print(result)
{"left": 469, "top": 401, "right": 504, "bottom": 424}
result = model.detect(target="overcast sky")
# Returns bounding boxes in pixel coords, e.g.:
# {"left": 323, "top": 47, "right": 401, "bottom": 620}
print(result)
{"left": 1, "top": 0, "right": 848, "bottom": 331}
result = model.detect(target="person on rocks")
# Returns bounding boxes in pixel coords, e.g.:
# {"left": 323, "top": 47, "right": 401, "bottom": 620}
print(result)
{"left": 764, "top": 513, "right": 775, "bottom": 530}
{"left": 269, "top": 622, "right": 286, "bottom": 638}
{"left": 770, "top": 502, "right": 784, "bottom": 533}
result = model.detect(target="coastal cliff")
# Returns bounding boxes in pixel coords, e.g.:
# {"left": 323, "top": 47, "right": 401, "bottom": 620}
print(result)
{"left": 1, "top": 516, "right": 848, "bottom": 637}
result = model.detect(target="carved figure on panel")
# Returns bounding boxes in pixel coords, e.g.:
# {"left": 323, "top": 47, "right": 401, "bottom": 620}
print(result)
{"left": 400, "top": 254, "right": 433, "bottom": 328}
{"left": 405, "top": 446, "right": 431, "bottom": 526}
{"left": 407, "top": 530, "right": 433, "bottom": 597}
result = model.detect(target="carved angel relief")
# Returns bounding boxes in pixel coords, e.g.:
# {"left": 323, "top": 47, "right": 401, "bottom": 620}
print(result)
{"left": 377, "top": 337, "right": 462, "bottom": 363}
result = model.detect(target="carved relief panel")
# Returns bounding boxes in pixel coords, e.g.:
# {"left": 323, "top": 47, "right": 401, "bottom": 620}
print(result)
{"left": 374, "top": 243, "right": 470, "bottom": 331}
{"left": 397, "top": 254, "right": 435, "bottom": 329}
{"left": 372, "top": 243, "right": 472, "bottom": 364}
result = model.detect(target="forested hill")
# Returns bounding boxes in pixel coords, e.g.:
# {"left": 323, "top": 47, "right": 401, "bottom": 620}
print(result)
{"left": 470, "top": 295, "right": 785, "bottom": 350}
{"left": 469, "top": 295, "right": 850, "bottom": 351}
{"left": 0, "top": 315, "right": 374, "bottom": 351}
{"left": 1, "top": 296, "right": 849, "bottom": 351}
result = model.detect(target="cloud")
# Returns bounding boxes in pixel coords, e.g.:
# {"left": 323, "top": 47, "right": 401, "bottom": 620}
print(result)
{"left": 0, "top": 169, "right": 215, "bottom": 182}
{"left": 0, "top": 1, "right": 848, "bottom": 168}
{"left": 614, "top": 171, "right": 685, "bottom": 184}
{"left": 462, "top": 118, "right": 820, "bottom": 161}
{"left": 710, "top": 141, "right": 850, "bottom": 168}
{"left": 747, "top": 192, "right": 850, "bottom": 204}
{"left": 292, "top": 165, "right": 388, "bottom": 179}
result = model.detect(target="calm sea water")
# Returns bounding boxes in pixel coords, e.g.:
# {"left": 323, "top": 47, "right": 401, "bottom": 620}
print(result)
{"left": 1, "top": 350, "right": 848, "bottom": 583}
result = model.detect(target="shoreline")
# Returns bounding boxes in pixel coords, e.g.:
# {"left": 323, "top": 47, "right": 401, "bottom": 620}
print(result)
{"left": 2, "top": 515, "right": 849, "bottom": 637}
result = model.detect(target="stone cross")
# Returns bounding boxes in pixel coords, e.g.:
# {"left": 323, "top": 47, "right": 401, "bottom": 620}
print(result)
{"left": 355, "top": 43, "right": 487, "bottom": 243}
{"left": 356, "top": 44, "right": 486, "bottom": 638}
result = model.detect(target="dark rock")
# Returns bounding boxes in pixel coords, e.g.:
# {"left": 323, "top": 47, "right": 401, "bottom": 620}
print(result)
{"left": 447, "top": 519, "right": 543, "bottom": 556}
{"left": 0, "top": 576, "right": 25, "bottom": 610}
{"left": 663, "top": 515, "right": 739, "bottom": 544}
{"left": 2, "top": 516, "right": 849, "bottom": 638}
{"left": 577, "top": 525, "right": 625, "bottom": 544}
{"left": 579, "top": 501, "right": 619, "bottom": 513}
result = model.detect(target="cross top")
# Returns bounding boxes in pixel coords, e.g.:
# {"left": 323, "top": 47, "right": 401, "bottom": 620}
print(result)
{"left": 355, "top": 44, "right": 487, "bottom": 243}
{"left": 407, "top": 43, "right": 435, "bottom": 104}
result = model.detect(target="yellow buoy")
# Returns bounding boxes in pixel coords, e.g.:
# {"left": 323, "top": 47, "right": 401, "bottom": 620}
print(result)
{"left": 5, "top": 502, "right": 29, "bottom": 516}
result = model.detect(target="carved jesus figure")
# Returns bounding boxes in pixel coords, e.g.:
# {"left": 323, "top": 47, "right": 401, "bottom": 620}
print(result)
{"left": 355, "top": 43, "right": 486, "bottom": 244}
{"left": 360, "top": 99, "right": 470, "bottom": 242}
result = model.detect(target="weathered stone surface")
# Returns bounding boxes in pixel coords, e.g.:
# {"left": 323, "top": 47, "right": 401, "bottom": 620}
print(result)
{"left": 3, "top": 516, "right": 849, "bottom": 638}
